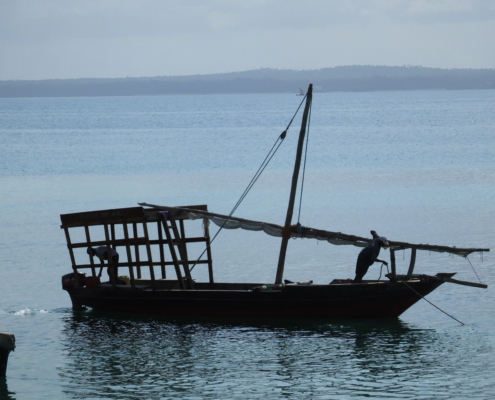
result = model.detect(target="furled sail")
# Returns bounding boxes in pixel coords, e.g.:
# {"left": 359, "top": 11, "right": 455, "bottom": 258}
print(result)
{"left": 139, "top": 203, "right": 489, "bottom": 258}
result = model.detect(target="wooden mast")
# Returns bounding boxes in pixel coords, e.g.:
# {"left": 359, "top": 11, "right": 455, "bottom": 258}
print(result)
{"left": 275, "top": 83, "right": 313, "bottom": 284}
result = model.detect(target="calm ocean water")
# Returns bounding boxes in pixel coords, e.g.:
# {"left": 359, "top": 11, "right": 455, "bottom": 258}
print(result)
{"left": 1, "top": 90, "right": 494, "bottom": 399}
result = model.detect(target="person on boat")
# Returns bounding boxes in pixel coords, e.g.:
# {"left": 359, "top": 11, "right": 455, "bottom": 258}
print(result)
{"left": 353, "top": 230, "right": 389, "bottom": 283}
{"left": 87, "top": 246, "right": 122, "bottom": 284}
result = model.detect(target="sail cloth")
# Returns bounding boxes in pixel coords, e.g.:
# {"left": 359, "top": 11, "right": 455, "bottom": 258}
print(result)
{"left": 139, "top": 203, "right": 489, "bottom": 258}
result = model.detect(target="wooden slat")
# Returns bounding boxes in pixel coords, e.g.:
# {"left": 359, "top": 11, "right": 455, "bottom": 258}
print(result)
{"left": 104, "top": 224, "right": 116, "bottom": 288}
{"left": 157, "top": 220, "right": 166, "bottom": 279}
{"left": 68, "top": 236, "right": 210, "bottom": 250}
{"left": 204, "top": 218, "right": 214, "bottom": 284}
{"left": 390, "top": 249, "right": 397, "bottom": 282}
{"left": 133, "top": 223, "right": 142, "bottom": 279}
{"left": 71, "top": 260, "right": 210, "bottom": 269}
{"left": 406, "top": 248, "right": 417, "bottom": 278}
{"left": 84, "top": 225, "right": 96, "bottom": 277}
{"left": 61, "top": 207, "right": 145, "bottom": 228}
{"left": 171, "top": 217, "right": 193, "bottom": 289}
{"left": 63, "top": 227, "right": 79, "bottom": 284}
{"left": 142, "top": 222, "right": 156, "bottom": 290}
{"left": 123, "top": 223, "right": 136, "bottom": 290}
{"left": 67, "top": 237, "right": 148, "bottom": 248}
{"left": 160, "top": 213, "right": 185, "bottom": 290}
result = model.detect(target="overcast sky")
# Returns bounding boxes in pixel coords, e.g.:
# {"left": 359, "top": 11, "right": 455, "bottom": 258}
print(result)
{"left": 1, "top": 0, "right": 494, "bottom": 80}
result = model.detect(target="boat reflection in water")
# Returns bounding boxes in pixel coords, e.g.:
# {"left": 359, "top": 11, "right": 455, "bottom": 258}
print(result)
{"left": 59, "top": 310, "right": 485, "bottom": 399}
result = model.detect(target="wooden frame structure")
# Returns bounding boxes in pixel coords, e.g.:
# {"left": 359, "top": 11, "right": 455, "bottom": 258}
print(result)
{"left": 60, "top": 206, "right": 213, "bottom": 290}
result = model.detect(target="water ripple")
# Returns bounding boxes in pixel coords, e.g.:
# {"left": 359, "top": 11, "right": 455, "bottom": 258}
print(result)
{"left": 57, "top": 312, "right": 495, "bottom": 399}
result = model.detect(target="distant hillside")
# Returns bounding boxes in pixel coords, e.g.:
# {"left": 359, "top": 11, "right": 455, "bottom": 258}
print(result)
{"left": 1, "top": 66, "right": 495, "bottom": 98}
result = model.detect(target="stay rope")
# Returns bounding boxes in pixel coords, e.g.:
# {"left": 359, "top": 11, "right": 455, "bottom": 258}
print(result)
{"left": 375, "top": 264, "right": 465, "bottom": 325}
{"left": 400, "top": 280, "right": 465, "bottom": 326}
{"left": 466, "top": 255, "right": 483, "bottom": 284}
{"left": 184, "top": 94, "right": 309, "bottom": 276}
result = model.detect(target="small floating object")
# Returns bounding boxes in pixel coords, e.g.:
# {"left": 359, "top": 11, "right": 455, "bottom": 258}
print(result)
{"left": 0, "top": 332, "right": 16, "bottom": 377}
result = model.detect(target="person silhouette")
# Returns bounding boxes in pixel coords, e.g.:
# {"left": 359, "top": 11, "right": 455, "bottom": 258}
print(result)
{"left": 87, "top": 246, "right": 121, "bottom": 283}
{"left": 353, "top": 230, "right": 389, "bottom": 283}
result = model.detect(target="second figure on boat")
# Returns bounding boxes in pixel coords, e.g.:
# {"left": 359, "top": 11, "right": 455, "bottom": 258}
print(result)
{"left": 87, "top": 246, "right": 121, "bottom": 284}
{"left": 353, "top": 230, "right": 389, "bottom": 283}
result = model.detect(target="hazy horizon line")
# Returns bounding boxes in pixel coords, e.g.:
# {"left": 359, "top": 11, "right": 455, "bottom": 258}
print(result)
{"left": 3, "top": 64, "right": 495, "bottom": 83}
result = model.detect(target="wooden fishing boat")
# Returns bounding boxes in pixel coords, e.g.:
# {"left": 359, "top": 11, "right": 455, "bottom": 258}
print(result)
{"left": 60, "top": 84, "right": 489, "bottom": 319}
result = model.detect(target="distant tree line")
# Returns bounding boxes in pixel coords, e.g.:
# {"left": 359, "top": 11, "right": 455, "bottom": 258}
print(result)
{"left": 1, "top": 66, "right": 494, "bottom": 98}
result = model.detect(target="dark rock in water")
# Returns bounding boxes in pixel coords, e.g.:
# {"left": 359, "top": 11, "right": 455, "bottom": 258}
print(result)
{"left": 0, "top": 332, "right": 16, "bottom": 377}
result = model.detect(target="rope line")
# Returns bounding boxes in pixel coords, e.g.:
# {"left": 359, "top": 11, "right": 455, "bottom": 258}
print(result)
{"left": 466, "top": 255, "right": 482, "bottom": 283}
{"left": 377, "top": 262, "right": 390, "bottom": 281}
{"left": 223, "top": 93, "right": 308, "bottom": 220}
{"left": 400, "top": 280, "right": 465, "bottom": 326}
{"left": 177, "top": 95, "right": 309, "bottom": 281}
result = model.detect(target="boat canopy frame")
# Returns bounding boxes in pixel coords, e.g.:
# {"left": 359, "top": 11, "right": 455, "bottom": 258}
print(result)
{"left": 60, "top": 205, "right": 214, "bottom": 290}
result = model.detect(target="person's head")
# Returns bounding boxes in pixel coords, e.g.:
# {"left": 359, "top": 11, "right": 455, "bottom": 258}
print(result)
{"left": 379, "top": 237, "right": 389, "bottom": 249}
{"left": 87, "top": 247, "right": 95, "bottom": 256}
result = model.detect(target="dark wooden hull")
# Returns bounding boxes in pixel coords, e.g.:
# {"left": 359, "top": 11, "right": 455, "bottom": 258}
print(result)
{"left": 63, "top": 277, "right": 445, "bottom": 319}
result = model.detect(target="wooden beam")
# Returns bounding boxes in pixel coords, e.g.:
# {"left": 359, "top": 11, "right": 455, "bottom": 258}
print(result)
{"left": 157, "top": 220, "right": 166, "bottom": 279}
{"left": 171, "top": 217, "right": 194, "bottom": 289}
{"left": 63, "top": 227, "right": 79, "bottom": 284}
{"left": 204, "top": 218, "right": 214, "bottom": 284}
{"left": 61, "top": 207, "right": 145, "bottom": 228}
{"left": 133, "top": 223, "right": 142, "bottom": 279}
{"left": 84, "top": 226, "right": 96, "bottom": 277}
{"left": 123, "top": 223, "right": 136, "bottom": 290}
{"left": 406, "top": 248, "right": 417, "bottom": 278}
{"left": 142, "top": 222, "right": 156, "bottom": 290}
{"left": 390, "top": 249, "right": 397, "bottom": 282}
{"left": 160, "top": 213, "right": 185, "bottom": 290}
{"left": 104, "top": 224, "right": 116, "bottom": 288}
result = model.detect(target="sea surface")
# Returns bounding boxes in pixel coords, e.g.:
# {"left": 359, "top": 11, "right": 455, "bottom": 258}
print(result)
{"left": 1, "top": 89, "right": 494, "bottom": 399}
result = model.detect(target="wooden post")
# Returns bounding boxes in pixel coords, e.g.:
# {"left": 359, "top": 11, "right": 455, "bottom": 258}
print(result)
{"left": 157, "top": 220, "right": 166, "bottom": 279}
{"left": 171, "top": 217, "right": 194, "bottom": 289}
{"left": 204, "top": 218, "right": 214, "bottom": 284}
{"left": 84, "top": 225, "right": 96, "bottom": 277}
{"left": 104, "top": 224, "right": 116, "bottom": 288}
{"left": 133, "top": 223, "right": 142, "bottom": 279}
{"left": 63, "top": 227, "right": 78, "bottom": 282}
{"left": 390, "top": 249, "right": 397, "bottom": 282}
{"left": 123, "top": 223, "right": 136, "bottom": 289}
{"left": 275, "top": 84, "right": 313, "bottom": 284}
{"left": 160, "top": 213, "right": 185, "bottom": 289}
{"left": 406, "top": 248, "right": 417, "bottom": 279}
{"left": 142, "top": 222, "right": 156, "bottom": 290}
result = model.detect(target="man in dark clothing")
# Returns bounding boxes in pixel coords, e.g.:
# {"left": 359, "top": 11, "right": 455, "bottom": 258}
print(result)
{"left": 87, "top": 246, "right": 120, "bottom": 283}
{"left": 353, "top": 230, "right": 389, "bottom": 283}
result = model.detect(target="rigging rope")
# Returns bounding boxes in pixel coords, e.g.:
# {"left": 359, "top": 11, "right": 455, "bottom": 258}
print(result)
{"left": 400, "top": 280, "right": 465, "bottom": 326}
{"left": 466, "top": 255, "right": 482, "bottom": 284}
{"left": 183, "top": 94, "right": 309, "bottom": 277}
{"left": 377, "top": 262, "right": 389, "bottom": 281}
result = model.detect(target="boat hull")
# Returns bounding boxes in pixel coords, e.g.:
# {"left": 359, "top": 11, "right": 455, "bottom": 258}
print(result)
{"left": 63, "top": 278, "right": 445, "bottom": 319}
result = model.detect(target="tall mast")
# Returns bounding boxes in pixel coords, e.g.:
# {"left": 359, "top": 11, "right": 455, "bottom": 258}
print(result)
{"left": 275, "top": 83, "right": 313, "bottom": 284}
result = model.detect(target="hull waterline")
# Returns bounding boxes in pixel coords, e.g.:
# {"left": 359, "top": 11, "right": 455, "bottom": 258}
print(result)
{"left": 64, "top": 278, "right": 445, "bottom": 319}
